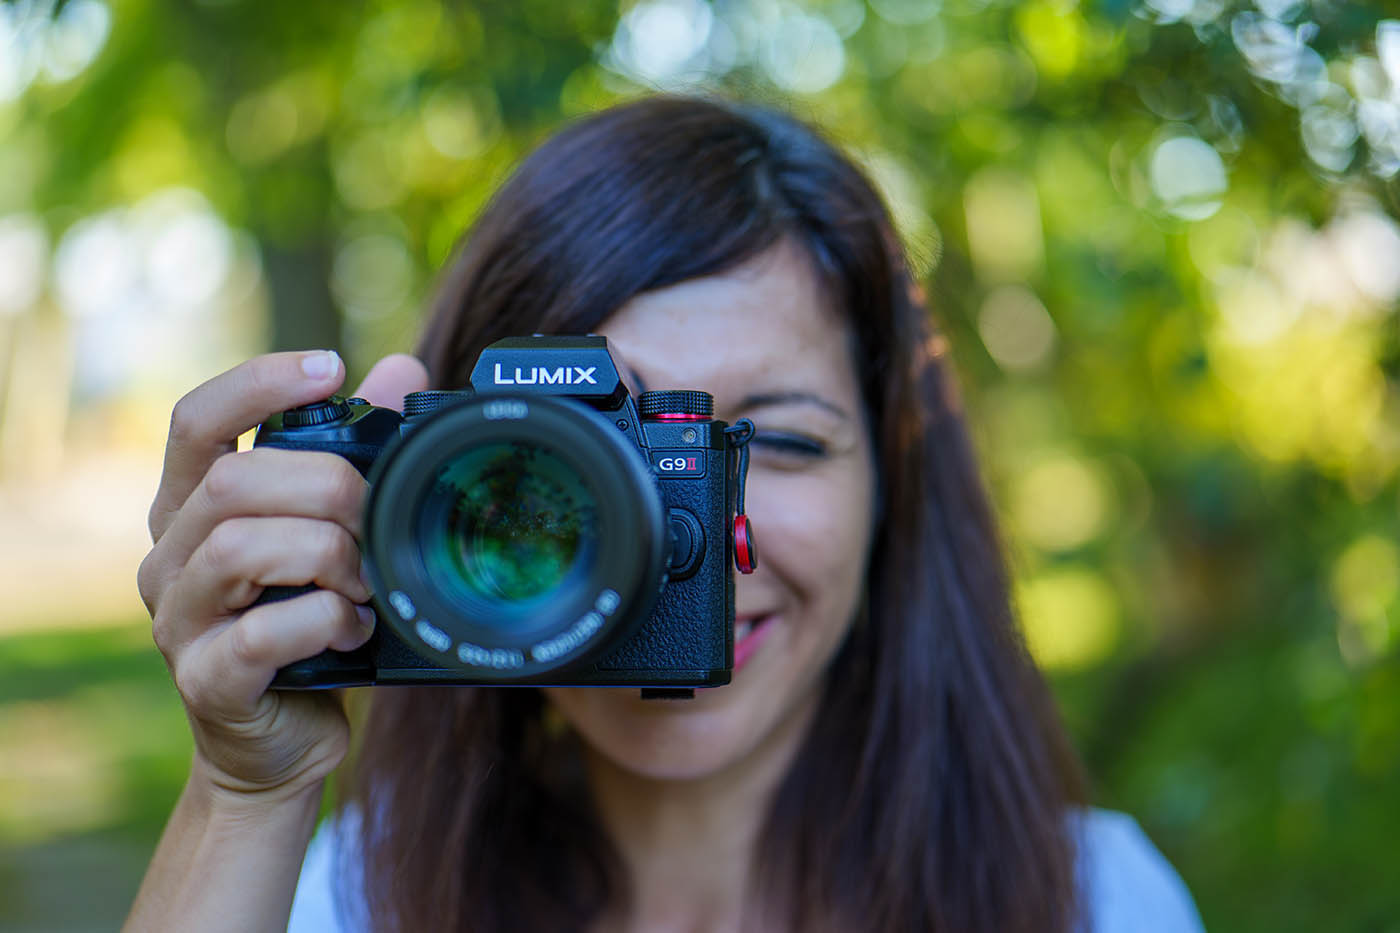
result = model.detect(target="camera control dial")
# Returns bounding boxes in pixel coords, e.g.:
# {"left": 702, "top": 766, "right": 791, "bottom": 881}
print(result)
{"left": 639, "top": 390, "right": 713, "bottom": 420}
{"left": 283, "top": 396, "right": 351, "bottom": 427}
{"left": 402, "top": 389, "right": 474, "bottom": 418}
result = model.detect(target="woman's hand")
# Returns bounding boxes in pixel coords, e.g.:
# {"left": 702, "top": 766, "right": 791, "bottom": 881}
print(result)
{"left": 137, "top": 350, "right": 428, "bottom": 802}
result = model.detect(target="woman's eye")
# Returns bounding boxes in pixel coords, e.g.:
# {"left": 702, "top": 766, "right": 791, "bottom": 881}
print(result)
{"left": 750, "top": 431, "right": 827, "bottom": 460}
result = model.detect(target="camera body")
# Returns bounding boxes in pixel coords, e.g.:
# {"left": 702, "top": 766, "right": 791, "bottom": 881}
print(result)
{"left": 254, "top": 336, "right": 746, "bottom": 689}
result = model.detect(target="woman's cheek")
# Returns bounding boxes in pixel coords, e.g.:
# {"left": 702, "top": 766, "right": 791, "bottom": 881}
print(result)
{"left": 748, "top": 468, "right": 871, "bottom": 599}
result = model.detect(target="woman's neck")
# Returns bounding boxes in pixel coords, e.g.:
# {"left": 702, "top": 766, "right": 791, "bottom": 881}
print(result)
{"left": 583, "top": 689, "right": 820, "bottom": 933}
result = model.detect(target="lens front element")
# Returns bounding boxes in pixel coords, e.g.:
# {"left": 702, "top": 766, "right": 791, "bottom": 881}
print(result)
{"left": 423, "top": 442, "right": 597, "bottom": 608}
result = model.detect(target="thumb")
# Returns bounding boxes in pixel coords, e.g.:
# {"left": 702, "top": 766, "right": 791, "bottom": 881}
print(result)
{"left": 351, "top": 353, "right": 430, "bottom": 412}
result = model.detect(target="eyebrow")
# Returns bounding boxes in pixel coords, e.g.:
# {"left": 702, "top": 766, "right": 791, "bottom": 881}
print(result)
{"left": 737, "top": 391, "right": 851, "bottom": 421}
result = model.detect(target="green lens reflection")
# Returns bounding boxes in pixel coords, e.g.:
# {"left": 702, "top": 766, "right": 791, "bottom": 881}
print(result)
{"left": 420, "top": 442, "right": 597, "bottom": 610}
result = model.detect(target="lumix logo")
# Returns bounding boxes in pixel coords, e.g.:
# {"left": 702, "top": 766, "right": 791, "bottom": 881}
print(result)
{"left": 492, "top": 363, "right": 598, "bottom": 386}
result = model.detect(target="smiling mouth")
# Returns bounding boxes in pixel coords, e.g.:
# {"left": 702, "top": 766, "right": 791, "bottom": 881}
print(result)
{"left": 735, "top": 615, "right": 770, "bottom": 643}
{"left": 734, "top": 614, "right": 776, "bottom": 671}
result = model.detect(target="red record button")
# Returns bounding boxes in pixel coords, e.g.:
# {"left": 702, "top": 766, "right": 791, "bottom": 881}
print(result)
{"left": 650, "top": 450, "right": 705, "bottom": 477}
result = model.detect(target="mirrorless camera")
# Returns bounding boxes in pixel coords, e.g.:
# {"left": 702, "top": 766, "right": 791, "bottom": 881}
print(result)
{"left": 254, "top": 336, "right": 756, "bottom": 690}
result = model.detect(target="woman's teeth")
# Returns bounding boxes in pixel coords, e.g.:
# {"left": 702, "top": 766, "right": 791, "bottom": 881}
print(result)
{"left": 736, "top": 616, "right": 771, "bottom": 643}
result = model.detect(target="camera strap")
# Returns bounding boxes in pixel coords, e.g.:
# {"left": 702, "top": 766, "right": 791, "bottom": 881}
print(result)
{"left": 724, "top": 419, "right": 758, "bottom": 574}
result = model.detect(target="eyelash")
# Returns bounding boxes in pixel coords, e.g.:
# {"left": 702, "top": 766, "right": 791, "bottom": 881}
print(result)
{"left": 750, "top": 431, "right": 827, "bottom": 458}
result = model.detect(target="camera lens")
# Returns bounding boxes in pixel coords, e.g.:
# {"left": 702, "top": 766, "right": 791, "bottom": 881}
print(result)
{"left": 420, "top": 441, "right": 597, "bottom": 610}
{"left": 362, "top": 395, "right": 668, "bottom": 680}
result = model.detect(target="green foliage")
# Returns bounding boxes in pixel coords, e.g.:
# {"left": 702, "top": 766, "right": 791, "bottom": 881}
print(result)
{"left": 3, "top": 0, "right": 1399, "bottom": 930}
{"left": 0, "top": 625, "right": 191, "bottom": 930}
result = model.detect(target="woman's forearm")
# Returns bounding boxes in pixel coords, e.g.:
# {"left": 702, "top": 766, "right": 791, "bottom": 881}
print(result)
{"left": 124, "top": 758, "right": 323, "bottom": 933}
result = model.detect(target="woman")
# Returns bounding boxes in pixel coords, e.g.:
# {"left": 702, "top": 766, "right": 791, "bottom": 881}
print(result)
{"left": 127, "top": 97, "right": 1202, "bottom": 932}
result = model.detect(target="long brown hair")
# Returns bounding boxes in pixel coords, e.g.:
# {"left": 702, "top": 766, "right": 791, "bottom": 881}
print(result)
{"left": 346, "top": 95, "right": 1086, "bottom": 931}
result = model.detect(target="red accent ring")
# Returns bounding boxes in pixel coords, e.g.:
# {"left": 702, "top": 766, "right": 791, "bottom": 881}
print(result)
{"left": 733, "top": 515, "right": 757, "bottom": 574}
{"left": 648, "top": 412, "right": 708, "bottom": 422}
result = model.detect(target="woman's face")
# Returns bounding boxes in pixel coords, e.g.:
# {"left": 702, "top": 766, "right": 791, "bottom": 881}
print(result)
{"left": 544, "top": 240, "right": 877, "bottom": 782}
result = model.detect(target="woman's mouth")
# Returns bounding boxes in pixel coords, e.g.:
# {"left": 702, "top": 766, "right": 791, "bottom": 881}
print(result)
{"left": 734, "top": 614, "right": 776, "bottom": 673}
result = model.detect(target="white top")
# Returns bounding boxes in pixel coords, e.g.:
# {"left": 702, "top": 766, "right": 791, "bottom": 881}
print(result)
{"left": 288, "top": 807, "right": 1205, "bottom": 932}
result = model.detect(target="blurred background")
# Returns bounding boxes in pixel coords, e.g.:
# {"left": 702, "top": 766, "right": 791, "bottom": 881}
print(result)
{"left": 0, "top": 0, "right": 1396, "bottom": 929}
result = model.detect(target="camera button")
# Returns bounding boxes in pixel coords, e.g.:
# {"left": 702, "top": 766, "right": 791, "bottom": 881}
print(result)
{"left": 667, "top": 509, "right": 705, "bottom": 581}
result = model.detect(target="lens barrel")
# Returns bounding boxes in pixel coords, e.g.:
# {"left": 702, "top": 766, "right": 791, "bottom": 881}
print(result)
{"left": 360, "top": 395, "right": 667, "bottom": 680}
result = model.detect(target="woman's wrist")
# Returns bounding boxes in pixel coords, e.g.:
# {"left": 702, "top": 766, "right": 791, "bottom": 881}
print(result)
{"left": 186, "top": 753, "right": 326, "bottom": 827}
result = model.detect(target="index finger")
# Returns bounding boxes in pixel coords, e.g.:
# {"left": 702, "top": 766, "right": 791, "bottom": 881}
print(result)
{"left": 149, "top": 350, "right": 345, "bottom": 544}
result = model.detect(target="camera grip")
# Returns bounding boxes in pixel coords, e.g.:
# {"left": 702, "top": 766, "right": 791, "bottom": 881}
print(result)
{"left": 253, "top": 585, "right": 379, "bottom": 689}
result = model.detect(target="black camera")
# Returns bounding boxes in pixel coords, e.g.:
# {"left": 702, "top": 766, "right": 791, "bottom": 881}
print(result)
{"left": 254, "top": 336, "right": 756, "bottom": 691}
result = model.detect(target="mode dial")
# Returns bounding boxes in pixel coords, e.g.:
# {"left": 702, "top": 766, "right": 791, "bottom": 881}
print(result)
{"left": 639, "top": 390, "right": 713, "bottom": 419}
{"left": 283, "top": 396, "right": 351, "bottom": 428}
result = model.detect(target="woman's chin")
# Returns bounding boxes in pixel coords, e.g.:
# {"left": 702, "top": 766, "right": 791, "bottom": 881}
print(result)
{"left": 543, "top": 669, "right": 816, "bottom": 785}
{"left": 543, "top": 687, "right": 749, "bottom": 781}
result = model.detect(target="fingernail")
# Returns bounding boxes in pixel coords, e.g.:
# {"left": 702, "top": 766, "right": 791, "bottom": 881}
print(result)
{"left": 356, "top": 605, "right": 377, "bottom": 632}
{"left": 302, "top": 350, "right": 341, "bottom": 381}
{"left": 359, "top": 563, "right": 373, "bottom": 594}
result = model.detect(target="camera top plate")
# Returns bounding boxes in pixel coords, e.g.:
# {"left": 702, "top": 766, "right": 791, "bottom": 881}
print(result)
{"left": 470, "top": 335, "right": 628, "bottom": 409}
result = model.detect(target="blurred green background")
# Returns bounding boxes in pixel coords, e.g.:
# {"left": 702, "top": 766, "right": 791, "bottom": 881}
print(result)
{"left": 1, "top": 0, "right": 1397, "bottom": 929}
